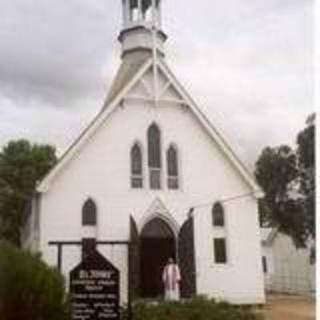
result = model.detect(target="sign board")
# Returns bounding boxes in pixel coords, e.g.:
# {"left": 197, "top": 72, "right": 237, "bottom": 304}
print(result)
{"left": 70, "top": 250, "right": 120, "bottom": 320}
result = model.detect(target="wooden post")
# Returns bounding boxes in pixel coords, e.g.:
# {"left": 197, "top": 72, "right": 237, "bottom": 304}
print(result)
{"left": 57, "top": 243, "right": 62, "bottom": 273}
{"left": 127, "top": 242, "right": 133, "bottom": 320}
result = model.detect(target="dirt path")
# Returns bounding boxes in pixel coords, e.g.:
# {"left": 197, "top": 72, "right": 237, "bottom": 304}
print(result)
{"left": 264, "top": 295, "right": 315, "bottom": 320}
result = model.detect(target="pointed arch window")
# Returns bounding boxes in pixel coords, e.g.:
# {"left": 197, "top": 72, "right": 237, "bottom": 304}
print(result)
{"left": 82, "top": 199, "right": 97, "bottom": 226}
{"left": 212, "top": 202, "right": 225, "bottom": 227}
{"left": 167, "top": 145, "right": 179, "bottom": 189}
{"left": 131, "top": 143, "right": 143, "bottom": 188}
{"left": 148, "top": 124, "right": 161, "bottom": 189}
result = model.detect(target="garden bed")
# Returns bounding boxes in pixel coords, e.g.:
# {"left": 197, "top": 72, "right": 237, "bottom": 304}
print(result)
{"left": 122, "top": 297, "right": 264, "bottom": 320}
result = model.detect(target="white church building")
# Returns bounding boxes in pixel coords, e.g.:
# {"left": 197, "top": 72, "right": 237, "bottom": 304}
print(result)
{"left": 23, "top": 0, "right": 265, "bottom": 305}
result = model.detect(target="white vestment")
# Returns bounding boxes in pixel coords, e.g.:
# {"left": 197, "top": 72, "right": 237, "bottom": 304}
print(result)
{"left": 162, "top": 263, "right": 181, "bottom": 301}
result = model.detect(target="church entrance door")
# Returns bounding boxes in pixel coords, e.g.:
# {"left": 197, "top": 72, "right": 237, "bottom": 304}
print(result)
{"left": 140, "top": 218, "right": 176, "bottom": 298}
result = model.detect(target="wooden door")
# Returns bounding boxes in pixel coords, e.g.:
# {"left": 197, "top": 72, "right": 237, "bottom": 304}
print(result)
{"left": 178, "top": 216, "right": 197, "bottom": 298}
{"left": 140, "top": 238, "right": 175, "bottom": 298}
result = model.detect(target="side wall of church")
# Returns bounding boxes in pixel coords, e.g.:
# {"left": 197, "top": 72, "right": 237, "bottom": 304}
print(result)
{"left": 38, "top": 77, "right": 264, "bottom": 304}
{"left": 194, "top": 199, "right": 265, "bottom": 304}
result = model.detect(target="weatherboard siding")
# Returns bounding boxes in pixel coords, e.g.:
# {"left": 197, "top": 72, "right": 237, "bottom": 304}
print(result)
{"left": 36, "top": 69, "right": 264, "bottom": 304}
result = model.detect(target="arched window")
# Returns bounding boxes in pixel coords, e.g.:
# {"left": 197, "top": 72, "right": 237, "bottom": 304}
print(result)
{"left": 148, "top": 124, "right": 161, "bottom": 189}
{"left": 82, "top": 199, "right": 97, "bottom": 226}
{"left": 167, "top": 145, "right": 179, "bottom": 189}
{"left": 131, "top": 143, "right": 143, "bottom": 188}
{"left": 212, "top": 202, "right": 225, "bottom": 227}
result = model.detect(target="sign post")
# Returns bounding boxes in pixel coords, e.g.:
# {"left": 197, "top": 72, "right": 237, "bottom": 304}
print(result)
{"left": 69, "top": 249, "right": 120, "bottom": 320}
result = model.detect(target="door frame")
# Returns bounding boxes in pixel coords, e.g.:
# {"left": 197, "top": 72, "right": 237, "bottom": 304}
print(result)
{"left": 139, "top": 216, "right": 178, "bottom": 298}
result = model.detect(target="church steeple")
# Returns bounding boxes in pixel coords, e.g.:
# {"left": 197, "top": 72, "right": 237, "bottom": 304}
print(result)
{"left": 119, "top": 0, "right": 167, "bottom": 60}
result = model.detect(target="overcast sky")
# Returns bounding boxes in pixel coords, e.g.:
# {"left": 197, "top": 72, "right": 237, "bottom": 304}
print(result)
{"left": 0, "top": 0, "right": 314, "bottom": 169}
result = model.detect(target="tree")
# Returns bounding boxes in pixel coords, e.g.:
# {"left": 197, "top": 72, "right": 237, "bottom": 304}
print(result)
{"left": 297, "top": 114, "right": 315, "bottom": 239}
{"left": 0, "top": 140, "right": 57, "bottom": 246}
{"left": 255, "top": 145, "right": 308, "bottom": 247}
{"left": 0, "top": 241, "right": 68, "bottom": 320}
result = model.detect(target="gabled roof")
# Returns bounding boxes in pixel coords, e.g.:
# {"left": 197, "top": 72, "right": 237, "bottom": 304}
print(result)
{"left": 37, "top": 58, "right": 262, "bottom": 197}
{"left": 261, "top": 227, "right": 279, "bottom": 245}
{"left": 104, "top": 57, "right": 149, "bottom": 107}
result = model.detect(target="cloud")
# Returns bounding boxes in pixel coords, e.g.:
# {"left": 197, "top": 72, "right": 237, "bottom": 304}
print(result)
{"left": 0, "top": 0, "right": 120, "bottom": 105}
{"left": 0, "top": 0, "right": 314, "bottom": 168}
{"left": 165, "top": 0, "right": 313, "bottom": 167}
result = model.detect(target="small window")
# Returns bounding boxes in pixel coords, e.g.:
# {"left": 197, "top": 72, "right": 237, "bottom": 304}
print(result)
{"left": 214, "top": 238, "right": 227, "bottom": 264}
{"left": 262, "top": 256, "right": 268, "bottom": 274}
{"left": 167, "top": 145, "right": 179, "bottom": 189}
{"left": 148, "top": 124, "right": 161, "bottom": 189}
{"left": 82, "top": 199, "right": 97, "bottom": 226}
{"left": 131, "top": 144, "right": 143, "bottom": 189}
{"left": 212, "top": 202, "right": 225, "bottom": 227}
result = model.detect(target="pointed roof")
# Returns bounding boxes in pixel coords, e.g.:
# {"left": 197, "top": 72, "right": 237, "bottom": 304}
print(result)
{"left": 37, "top": 58, "right": 262, "bottom": 197}
{"left": 104, "top": 57, "right": 150, "bottom": 107}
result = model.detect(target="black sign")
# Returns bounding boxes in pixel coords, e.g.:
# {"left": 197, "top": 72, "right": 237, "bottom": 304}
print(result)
{"left": 70, "top": 250, "right": 120, "bottom": 320}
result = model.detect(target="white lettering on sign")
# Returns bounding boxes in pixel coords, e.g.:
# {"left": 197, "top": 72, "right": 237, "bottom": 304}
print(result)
{"left": 79, "top": 270, "right": 114, "bottom": 280}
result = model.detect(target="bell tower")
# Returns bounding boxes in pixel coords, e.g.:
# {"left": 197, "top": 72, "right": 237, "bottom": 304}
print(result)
{"left": 119, "top": 0, "right": 167, "bottom": 60}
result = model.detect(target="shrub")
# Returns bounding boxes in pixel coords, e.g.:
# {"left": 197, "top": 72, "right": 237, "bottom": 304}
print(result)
{"left": 123, "top": 296, "right": 263, "bottom": 320}
{"left": 0, "top": 241, "right": 68, "bottom": 320}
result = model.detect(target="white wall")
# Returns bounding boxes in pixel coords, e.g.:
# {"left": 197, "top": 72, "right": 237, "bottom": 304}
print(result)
{"left": 262, "top": 233, "right": 315, "bottom": 296}
{"left": 194, "top": 198, "right": 265, "bottom": 304}
{"left": 37, "top": 69, "right": 265, "bottom": 304}
{"left": 261, "top": 245, "right": 274, "bottom": 289}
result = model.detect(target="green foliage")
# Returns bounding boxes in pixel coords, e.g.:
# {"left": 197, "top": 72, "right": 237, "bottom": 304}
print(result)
{"left": 122, "top": 297, "right": 263, "bottom": 320}
{"left": 0, "top": 241, "right": 68, "bottom": 320}
{"left": 0, "top": 139, "right": 57, "bottom": 245}
{"left": 297, "top": 116, "right": 315, "bottom": 239}
{"left": 255, "top": 114, "right": 316, "bottom": 248}
{"left": 255, "top": 145, "right": 307, "bottom": 247}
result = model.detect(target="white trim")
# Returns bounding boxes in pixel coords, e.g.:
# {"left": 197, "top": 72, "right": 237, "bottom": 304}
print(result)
{"left": 125, "top": 96, "right": 186, "bottom": 105}
{"left": 159, "top": 80, "right": 171, "bottom": 98}
{"left": 37, "top": 58, "right": 153, "bottom": 193}
{"left": 151, "top": 0, "right": 158, "bottom": 105}
{"left": 37, "top": 58, "right": 261, "bottom": 196}
{"left": 157, "top": 59, "right": 260, "bottom": 196}
{"left": 138, "top": 198, "right": 180, "bottom": 238}
{"left": 140, "top": 78, "right": 153, "bottom": 97}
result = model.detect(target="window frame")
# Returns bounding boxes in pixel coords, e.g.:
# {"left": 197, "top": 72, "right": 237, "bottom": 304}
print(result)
{"left": 212, "top": 202, "right": 225, "bottom": 227}
{"left": 130, "top": 142, "right": 144, "bottom": 189}
{"left": 147, "top": 123, "right": 162, "bottom": 190}
{"left": 167, "top": 144, "right": 179, "bottom": 190}
{"left": 82, "top": 199, "right": 97, "bottom": 226}
{"left": 213, "top": 237, "right": 228, "bottom": 264}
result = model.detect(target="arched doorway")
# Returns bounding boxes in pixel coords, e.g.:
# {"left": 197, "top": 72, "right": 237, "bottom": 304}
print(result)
{"left": 140, "top": 217, "right": 176, "bottom": 298}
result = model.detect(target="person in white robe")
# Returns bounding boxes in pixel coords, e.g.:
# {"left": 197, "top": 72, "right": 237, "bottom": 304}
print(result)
{"left": 162, "top": 257, "right": 181, "bottom": 301}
